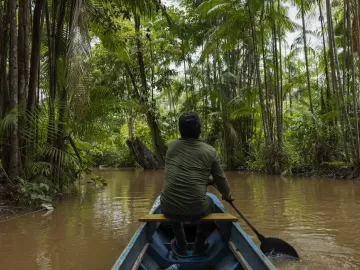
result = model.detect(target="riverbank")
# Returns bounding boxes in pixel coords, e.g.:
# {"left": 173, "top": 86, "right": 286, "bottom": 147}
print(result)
{"left": 284, "top": 162, "right": 360, "bottom": 180}
{"left": 0, "top": 200, "right": 30, "bottom": 222}
{"left": 232, "top": 160, "right": 360, "bottom": 181}
{"left": 96, "top": 164, "right": 360, "bottom": 180}
{"left": 1, "top": 164, "right": 358, "bottom": 221}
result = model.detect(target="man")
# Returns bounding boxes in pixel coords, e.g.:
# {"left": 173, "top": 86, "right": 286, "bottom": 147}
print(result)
{"left": 160, "top": 112, "right": 234, "bottom": 256}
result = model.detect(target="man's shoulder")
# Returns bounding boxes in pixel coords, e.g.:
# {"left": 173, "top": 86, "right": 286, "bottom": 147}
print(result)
{"left": 198, "top": 140, "right": 214, "bottom": 149}
{"left": 168, "top": 138, "right": 216, "bottom": 153}
{"left": 198, "top": 140, "right": 217, "bottom": 155}
{"left": 168, "top": 139, "right": 180, "bottom": 146}
{"left": 167, "top": 139, "right": 182, "bottom": 151}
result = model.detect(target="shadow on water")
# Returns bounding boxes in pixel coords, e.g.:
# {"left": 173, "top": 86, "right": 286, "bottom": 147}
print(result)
{"left": 0, "top": 169, "right": 360, "bottom": 270}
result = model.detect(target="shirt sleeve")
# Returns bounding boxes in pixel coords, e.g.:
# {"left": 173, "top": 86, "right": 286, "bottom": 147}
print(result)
{"left": 211, "top": 150, "right": 232, "bottom": 200}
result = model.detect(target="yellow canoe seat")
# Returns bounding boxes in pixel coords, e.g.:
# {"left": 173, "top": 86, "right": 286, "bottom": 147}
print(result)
{"left": 139, "top": 213, "right": 237, "bottom": 222}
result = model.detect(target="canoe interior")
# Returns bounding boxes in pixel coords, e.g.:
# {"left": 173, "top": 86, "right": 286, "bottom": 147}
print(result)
{"left": 139, "top": 222, "right": 242, "bottom": 270}
{"left": 112, "top": 193, "right": 275, "bottom": 270}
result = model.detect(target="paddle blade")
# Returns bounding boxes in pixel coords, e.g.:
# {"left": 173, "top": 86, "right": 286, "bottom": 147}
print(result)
{"left": 260, "top": 237, "right": 300, "bottom": 259}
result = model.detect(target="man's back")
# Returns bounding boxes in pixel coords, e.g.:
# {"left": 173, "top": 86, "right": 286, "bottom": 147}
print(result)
{"left": 159, "top": 112, "right": 233, "bottom": 257}
{"left": 161, "top": 138, "right": 229, "bottom": 217}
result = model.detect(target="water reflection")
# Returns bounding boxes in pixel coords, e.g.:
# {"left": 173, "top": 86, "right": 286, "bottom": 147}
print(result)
{"left": 0, "top": 170, "right": 360, "bottom": 269}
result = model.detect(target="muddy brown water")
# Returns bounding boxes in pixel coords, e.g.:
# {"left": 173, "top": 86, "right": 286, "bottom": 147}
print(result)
{"left": 1, "top": 169, "right": 360, "bottom": 269}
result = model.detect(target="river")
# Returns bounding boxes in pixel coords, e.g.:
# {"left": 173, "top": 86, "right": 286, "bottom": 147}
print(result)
{"left": 1, "top": 169, "right": 360, "bottom": 269}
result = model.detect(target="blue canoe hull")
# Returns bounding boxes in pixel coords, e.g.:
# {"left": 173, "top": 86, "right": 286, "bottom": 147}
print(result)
{"left": 112, "top": 193, "right": 276, "bottom": 270}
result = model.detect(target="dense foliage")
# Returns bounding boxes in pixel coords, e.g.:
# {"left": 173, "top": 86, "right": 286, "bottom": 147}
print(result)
{"left": 1, "top": 0, "right": 360, "bottom": 204}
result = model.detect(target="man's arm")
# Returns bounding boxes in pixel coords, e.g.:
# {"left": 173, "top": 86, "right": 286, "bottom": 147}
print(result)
{"left": 210, "top": 151, "right": 234, "bottom": 201}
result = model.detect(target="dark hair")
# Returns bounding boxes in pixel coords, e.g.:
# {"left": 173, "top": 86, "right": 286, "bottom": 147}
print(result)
{"left": 179, "top": 112, "right": 201, "bottom": 139}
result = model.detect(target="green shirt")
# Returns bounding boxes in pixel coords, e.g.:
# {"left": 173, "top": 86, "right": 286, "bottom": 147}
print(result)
{"left": 160, "top": 138, "right": 231, "bottom": 217}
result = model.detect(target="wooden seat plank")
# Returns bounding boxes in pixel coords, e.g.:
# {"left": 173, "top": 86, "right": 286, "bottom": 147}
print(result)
{"left": 139, "top": 213, "right": 237, "bottom": 222}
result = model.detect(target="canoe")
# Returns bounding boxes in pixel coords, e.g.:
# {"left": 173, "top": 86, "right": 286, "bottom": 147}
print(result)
{"left": 112, "top": 193, "right": 276, "bottom": 270}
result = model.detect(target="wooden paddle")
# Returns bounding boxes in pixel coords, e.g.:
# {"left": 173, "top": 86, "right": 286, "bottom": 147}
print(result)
{"left": 211, "top": 184, "right": 300, "bottom": 259}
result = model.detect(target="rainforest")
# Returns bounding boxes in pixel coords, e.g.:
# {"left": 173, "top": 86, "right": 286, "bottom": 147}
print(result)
{"left": 0, "top": 0, "right": 359, "bottom": 206}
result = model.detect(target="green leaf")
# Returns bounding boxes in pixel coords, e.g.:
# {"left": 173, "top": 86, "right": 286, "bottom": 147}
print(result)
{"left": 230, "top": 107, "right": 257, "bottom": 119}
{"left": 119, "top": 100, "right": 144, "bottom": 112}
{"left": 40, "top": 183, "right": 50, "bottom": 192}
{"left": 320, "top": 110, "right": 338, "bottom": 120}
{"left": 196, "top": 0, "right": 229, "bottom": 17}
{"left": 115, "top": 47, "right": 131, "bottom": 63}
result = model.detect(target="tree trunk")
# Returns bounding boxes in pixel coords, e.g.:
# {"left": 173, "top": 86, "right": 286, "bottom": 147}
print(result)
{"left": 331, "top": 0, "right": 355, "bottom": 161}
{"left": 134, "top": 14, "right": 166, "bottom": 164}
{"left": 247, "top": 0, "right": 270, "bottom": 145}
{"left": 0, "top": 0, "right": 9, "bottom": 118}
{"left": 318, "top": 0, "right": 331, "bottom": 108}
{"left": 18, "top": 0, "right": 30, "bottom": 174}
{"left": 18, "top": 0, "right": 29, "bottom": 106}
{"left": 27, "top": 0, "right": 45, "bottom": 155}
{"left": 182, "top": 37, "right": 188, "bottom": 103}
{"left": 27, "top": 0, "right": 45, "bottom": 115}
{"left": 0, "top": 10, "right": 3, "bottom": 116}
{"left": 128, "top": 113, "right": 134, "bottom": 139}
{"left": 260, "top": 3, "right": 273, "bottom": 143}
{"left": 271, "top": 0, "right": 282, "bottom": 149}
{"left": 0, "top": 0, "right": 11, "bottom": 177}
{"left": 301, "top": 0, "right": 314, "bottom": 114}
{"left": 354, "top": 0, "right": 360, "bottom": 79}
{"left": 277, "top": 0, "right": 283, "bottom": 148}
{"left": 57, "top": 0, "right": 76, "bottom": 152}
{"left": 45, "top": 3, "right": 56, "bottom": 144}
{"left": 348, "top": 0, "right": 360, "bottom": 166}
{"left": 8, "top": 0, "right": 19, "bottom": 180}
{"left": 325, "top": 0, "right": 350, "bottom": 161}
{"left": 126, "top": 77, "right": 134, "bottom": 140}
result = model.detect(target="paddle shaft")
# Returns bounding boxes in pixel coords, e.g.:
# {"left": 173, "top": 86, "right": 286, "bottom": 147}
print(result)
{"left": 211, "top": 184, "right": 265, "bottom": 242}
{"left": 228, "top": 201, "right": 265, "bottom": 241}
{"left": 211, "top": 183, "right": 300, "bottom": 259}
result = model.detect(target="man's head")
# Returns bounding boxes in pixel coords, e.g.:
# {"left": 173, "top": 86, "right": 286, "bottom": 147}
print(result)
{"left": 179, "top": 112, "right": 201, "bottom": 139}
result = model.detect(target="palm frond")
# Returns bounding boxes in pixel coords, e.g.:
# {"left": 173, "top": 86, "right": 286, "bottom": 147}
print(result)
{"left": 0, "top": 106, "right": 19, "bottom": 133}
{"left": 44, "top": 146, "right": 78, "bottom": 166}
{"left": 28, "top": 161, "right": 54, "bottom": 177}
